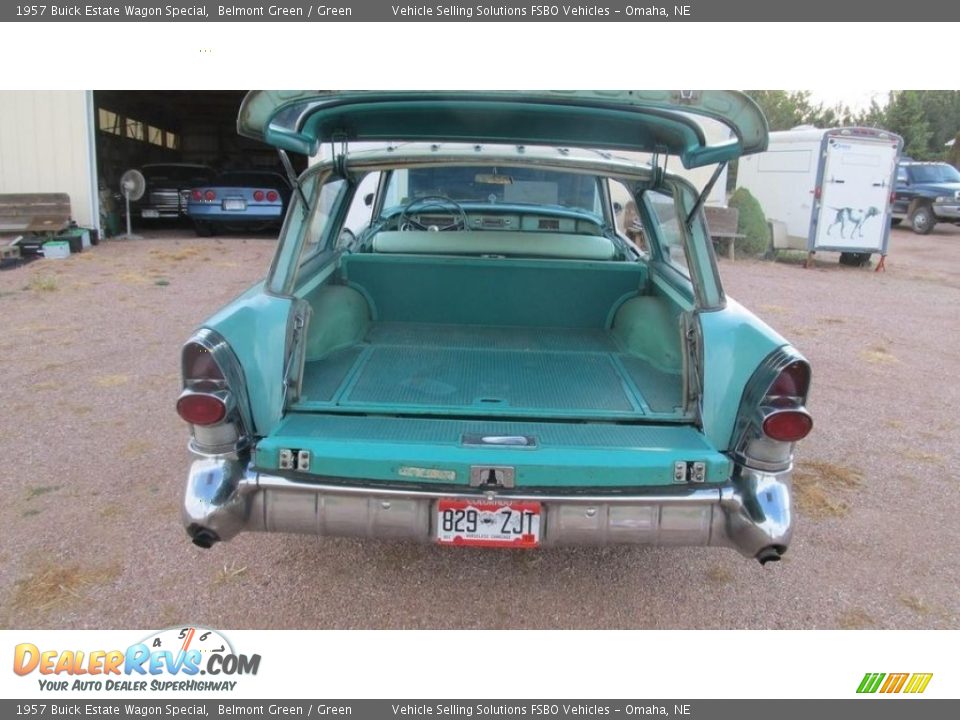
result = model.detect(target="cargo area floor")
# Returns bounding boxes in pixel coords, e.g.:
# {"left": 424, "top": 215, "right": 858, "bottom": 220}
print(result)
{"left": 294, "top": 322, "right": 683, "bottom": 419}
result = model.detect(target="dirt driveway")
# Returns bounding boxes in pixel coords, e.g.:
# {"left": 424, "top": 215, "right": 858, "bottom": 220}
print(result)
{"left": 1, "top": 226, "right": 958, "bottom": 629}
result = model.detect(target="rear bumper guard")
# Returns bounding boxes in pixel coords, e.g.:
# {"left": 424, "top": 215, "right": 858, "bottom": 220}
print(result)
{"left": 183, "top": 456, "right": 792, "bottom": 561}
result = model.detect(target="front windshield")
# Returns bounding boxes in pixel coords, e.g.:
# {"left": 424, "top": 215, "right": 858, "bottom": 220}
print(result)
{"left": 908, "top": 164, "right": 960, "bottom": 183}
{"left": 380, "top": 166, "right": 602, "bottom": 218}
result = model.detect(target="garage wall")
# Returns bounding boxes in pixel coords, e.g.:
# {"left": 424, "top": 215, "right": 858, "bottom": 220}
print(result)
{"left": 0, "top": 90, "right": 98, "bottom": 229}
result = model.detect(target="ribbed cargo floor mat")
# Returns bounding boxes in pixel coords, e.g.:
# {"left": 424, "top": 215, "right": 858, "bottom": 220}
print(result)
{"left": 297, "top": 322, "right": 682, "bottom": 419}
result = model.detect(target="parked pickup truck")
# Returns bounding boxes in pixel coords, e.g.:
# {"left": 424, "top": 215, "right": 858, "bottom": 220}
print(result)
{"left": 178, "top": 91, "right": 812, "bottom": 564}
{"left": 892, "top": 160, "right": 960, "bottom": 234}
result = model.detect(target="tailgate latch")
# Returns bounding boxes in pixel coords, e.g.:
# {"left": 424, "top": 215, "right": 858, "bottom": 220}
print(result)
{"left": 674, "top": 460, "right": 706, "bottom": 483}
{"left": 279, "top": 448, "right": 311, "bottom": 472}
{"left": 469, "top": 466, "right": 516, "bottom": 489}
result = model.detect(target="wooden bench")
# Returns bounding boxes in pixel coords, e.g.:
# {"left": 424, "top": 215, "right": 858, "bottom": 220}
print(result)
{"left": 704, "top": 205, "right": 743, "bottom": 261}
{"left": 0, "top": 193, "right": 72, "bottom": 234}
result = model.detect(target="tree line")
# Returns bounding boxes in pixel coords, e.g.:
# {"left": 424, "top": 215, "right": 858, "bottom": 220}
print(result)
{"left": 745, "top": 90, "right": 960, "bottom": 165}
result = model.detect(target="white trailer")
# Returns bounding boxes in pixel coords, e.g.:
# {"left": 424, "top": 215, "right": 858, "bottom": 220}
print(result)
{"left": 736, "top": 126, "right": 902, "bottom": 266}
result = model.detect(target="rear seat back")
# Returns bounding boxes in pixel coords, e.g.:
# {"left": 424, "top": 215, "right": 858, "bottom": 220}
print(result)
{"left": 340, "top": 253, "right": 646, "bottom": 328}
{"left": 371, "top": 230, "right": 616, "bottom": 261}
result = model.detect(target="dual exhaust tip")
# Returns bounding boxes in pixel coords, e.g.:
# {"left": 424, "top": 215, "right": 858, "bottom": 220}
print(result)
{"left": 756, "top": 545, "right": 786, "bottom": 566}
{"left": 187, "top": 524, "right": 220, "bottom": 549}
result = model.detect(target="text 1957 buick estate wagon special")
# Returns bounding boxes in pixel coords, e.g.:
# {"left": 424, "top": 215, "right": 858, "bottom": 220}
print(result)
{"left": 178, "top": 91, "right": 812, "bottom": 564}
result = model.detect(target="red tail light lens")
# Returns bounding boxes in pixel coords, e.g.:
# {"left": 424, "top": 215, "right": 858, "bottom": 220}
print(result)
{"left": 266, "top": 190, "right": 279, "bottom": 202}
{"left": 763, "top": 410, "right": 813, "bottom": 442}
{"left": 204, "top": 190, "right": 216, "bottom": 201}
{"left": 183, "top": 342, "right": 223, "bottom": 382}
{"left": 814, "top": 186, "right": 822, "bottom": 200}
{"left": 176, "top": 393, "right": 226, "bottom": 426}
{"left": 191, "top": 189, "right": 203, "bottom": 201}
{"left": 767, "top": 361, "right": 810, "bottom": 399}
{"left": 253, "top": 190, "right": 265, "bottom": 202}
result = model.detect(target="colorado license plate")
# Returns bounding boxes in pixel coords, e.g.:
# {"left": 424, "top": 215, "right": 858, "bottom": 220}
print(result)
{"left": 223, "top": 199, "right": 246, "bottom": 211}
{"left": 436, "top": 499, "right": 541, "bottom": 548}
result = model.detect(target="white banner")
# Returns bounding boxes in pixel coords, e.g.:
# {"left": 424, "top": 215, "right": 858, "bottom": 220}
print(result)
{"left": 3, "top": 630, "right": 956, "bottom": 699}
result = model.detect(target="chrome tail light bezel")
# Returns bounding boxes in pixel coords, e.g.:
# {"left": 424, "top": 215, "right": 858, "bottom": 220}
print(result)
{"left": 179, "top": 328, "right": 254, "bottom": 456}
{"left": 730, "top": 347, "right": 812, "bottom": 472}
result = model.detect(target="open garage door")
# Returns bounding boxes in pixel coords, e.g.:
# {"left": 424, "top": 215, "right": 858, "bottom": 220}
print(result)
{"left": 92, "top": 91, "right": 305, "bottom": 234}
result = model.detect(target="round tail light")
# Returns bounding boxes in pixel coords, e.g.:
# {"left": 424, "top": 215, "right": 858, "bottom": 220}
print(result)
{"left": 204, "top": 190, "right": 216, "bottom": 201}
{"left": 266, "top": 190, "right": 279, "bottom": 202}
{"left": 253, "top": 190, "right": 265, "bottom": 202}
{"left": 191, "top": 190, "right": 203, "bottom": 201}
{"left": 762, "top": 410, "right": 813, "bottom": 442}
{"left": 176, "top": 393, "right": 226, "bottom": 426}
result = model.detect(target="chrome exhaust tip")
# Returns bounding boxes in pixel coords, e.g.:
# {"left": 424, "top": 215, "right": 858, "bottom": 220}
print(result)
{"left": 756, "top": 545, "right": 785, "bottom": 565}
{"left": 187, "top": 524, "right": 220, "bottom": 549}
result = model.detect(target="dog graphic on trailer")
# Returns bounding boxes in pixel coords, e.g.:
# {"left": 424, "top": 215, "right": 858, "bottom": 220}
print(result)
{"left": 827, "top": 206, "right": 881, "bottom": 239}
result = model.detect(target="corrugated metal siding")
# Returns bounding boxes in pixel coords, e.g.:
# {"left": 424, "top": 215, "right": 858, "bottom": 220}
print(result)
{"left": 0, "top": 91, "right": 96, "bottom": 228}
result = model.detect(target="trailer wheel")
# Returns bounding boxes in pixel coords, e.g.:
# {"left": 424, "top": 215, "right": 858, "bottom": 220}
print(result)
{"left": 839, "top": 252, "right": 871, "bottom": 267}
{"left": 909, "top": 204, "right": 936, "bottom": 235}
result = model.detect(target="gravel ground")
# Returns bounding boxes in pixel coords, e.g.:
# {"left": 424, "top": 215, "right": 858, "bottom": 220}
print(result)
{"left": 1, "top": 225, "right": 958, "bottom": 630}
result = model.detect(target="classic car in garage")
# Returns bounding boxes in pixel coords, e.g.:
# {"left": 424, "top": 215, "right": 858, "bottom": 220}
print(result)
{"left": 177, "top": 91, "right": 812, "bottom": 564}
{"left": 186, "top": 169, "right": 292, "bottom": 236}
{"left": 133, "top": 163, "right": 215, "bottom": 221}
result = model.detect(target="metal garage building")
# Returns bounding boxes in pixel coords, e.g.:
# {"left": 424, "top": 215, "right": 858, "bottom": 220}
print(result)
{"left": 0, "top": 90, "right": 293, "bottom": 238}
{"left": 0, "top": 91, "right": 100, "bottom": 231}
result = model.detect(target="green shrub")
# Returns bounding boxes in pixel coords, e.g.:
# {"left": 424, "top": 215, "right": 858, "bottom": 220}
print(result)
{"left": 728, "top": 187, "right": 770, "bottom": 256}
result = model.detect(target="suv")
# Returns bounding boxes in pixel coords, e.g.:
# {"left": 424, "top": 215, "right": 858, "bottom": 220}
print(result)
{"left": 177, "top": 91, "right": 812, "bottom": 565}
{"left": 892, "top": 161, "right": 960, "bottom": 234}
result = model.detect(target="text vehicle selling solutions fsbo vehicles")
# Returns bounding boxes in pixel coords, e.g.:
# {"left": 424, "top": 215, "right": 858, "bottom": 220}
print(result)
{"left": 177, "top": 91, "right": 813, "bottom": 564}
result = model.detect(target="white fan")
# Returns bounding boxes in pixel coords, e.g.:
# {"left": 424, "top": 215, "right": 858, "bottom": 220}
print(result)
{"left": 119, "top": 169, "right": 146, "bottom": 239}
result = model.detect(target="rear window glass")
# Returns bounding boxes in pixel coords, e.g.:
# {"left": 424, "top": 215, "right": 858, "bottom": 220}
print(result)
{"left": 644, "top": 190, "right": 689, "bottom": 276}
{"left": 382, "top": 166, "right": 602, "bottom": 218}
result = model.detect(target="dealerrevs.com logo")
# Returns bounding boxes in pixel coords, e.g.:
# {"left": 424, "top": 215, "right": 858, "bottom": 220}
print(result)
{"left": 857, "top": 673, "right": 933, "bottom": 694}
{"left": 13, "top": 627, "right": 260, "bottom": 692}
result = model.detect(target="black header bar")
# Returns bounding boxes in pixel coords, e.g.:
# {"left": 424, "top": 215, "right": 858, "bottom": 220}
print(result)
{"left": 2, "top": 1, "right": 956, "bottom": 22}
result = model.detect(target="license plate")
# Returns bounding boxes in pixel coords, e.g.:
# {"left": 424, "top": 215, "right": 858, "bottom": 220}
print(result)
{"left": 436, "top": 499, "right": 540, "bottom": 548}
{"left": 141, "top": 209, "right": 159, "bottom": 218}
{"left": 223, "top": 199, "right": 246, "bottom": 211}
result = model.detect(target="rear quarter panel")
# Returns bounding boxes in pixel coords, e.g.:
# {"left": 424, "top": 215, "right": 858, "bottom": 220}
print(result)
{"left": 200, "top": 283, "right": 292, "bottom": 436}
{"left": 698, "top": 298, "right": 789, "bottom": 451}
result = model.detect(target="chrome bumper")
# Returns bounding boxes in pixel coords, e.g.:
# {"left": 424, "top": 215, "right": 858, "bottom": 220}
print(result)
{"left": 183, "top": 457, "right": 793, "bottom": 563}
{"left": 933, "top": 202, "right": 960, "bottom": 220}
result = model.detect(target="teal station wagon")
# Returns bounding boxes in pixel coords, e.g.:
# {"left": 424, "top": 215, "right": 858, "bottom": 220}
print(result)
{"left": 178, "top": 91, "right": 812, "bottom": 564}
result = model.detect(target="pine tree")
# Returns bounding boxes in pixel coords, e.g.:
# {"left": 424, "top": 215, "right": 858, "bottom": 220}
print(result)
{"left": 885, "top": 91, "right": 932, "bottom": 159}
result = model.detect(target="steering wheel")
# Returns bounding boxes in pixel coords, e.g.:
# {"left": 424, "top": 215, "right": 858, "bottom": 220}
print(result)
{"left": 398, "top": 195, "right": 468, "bottom": 231}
